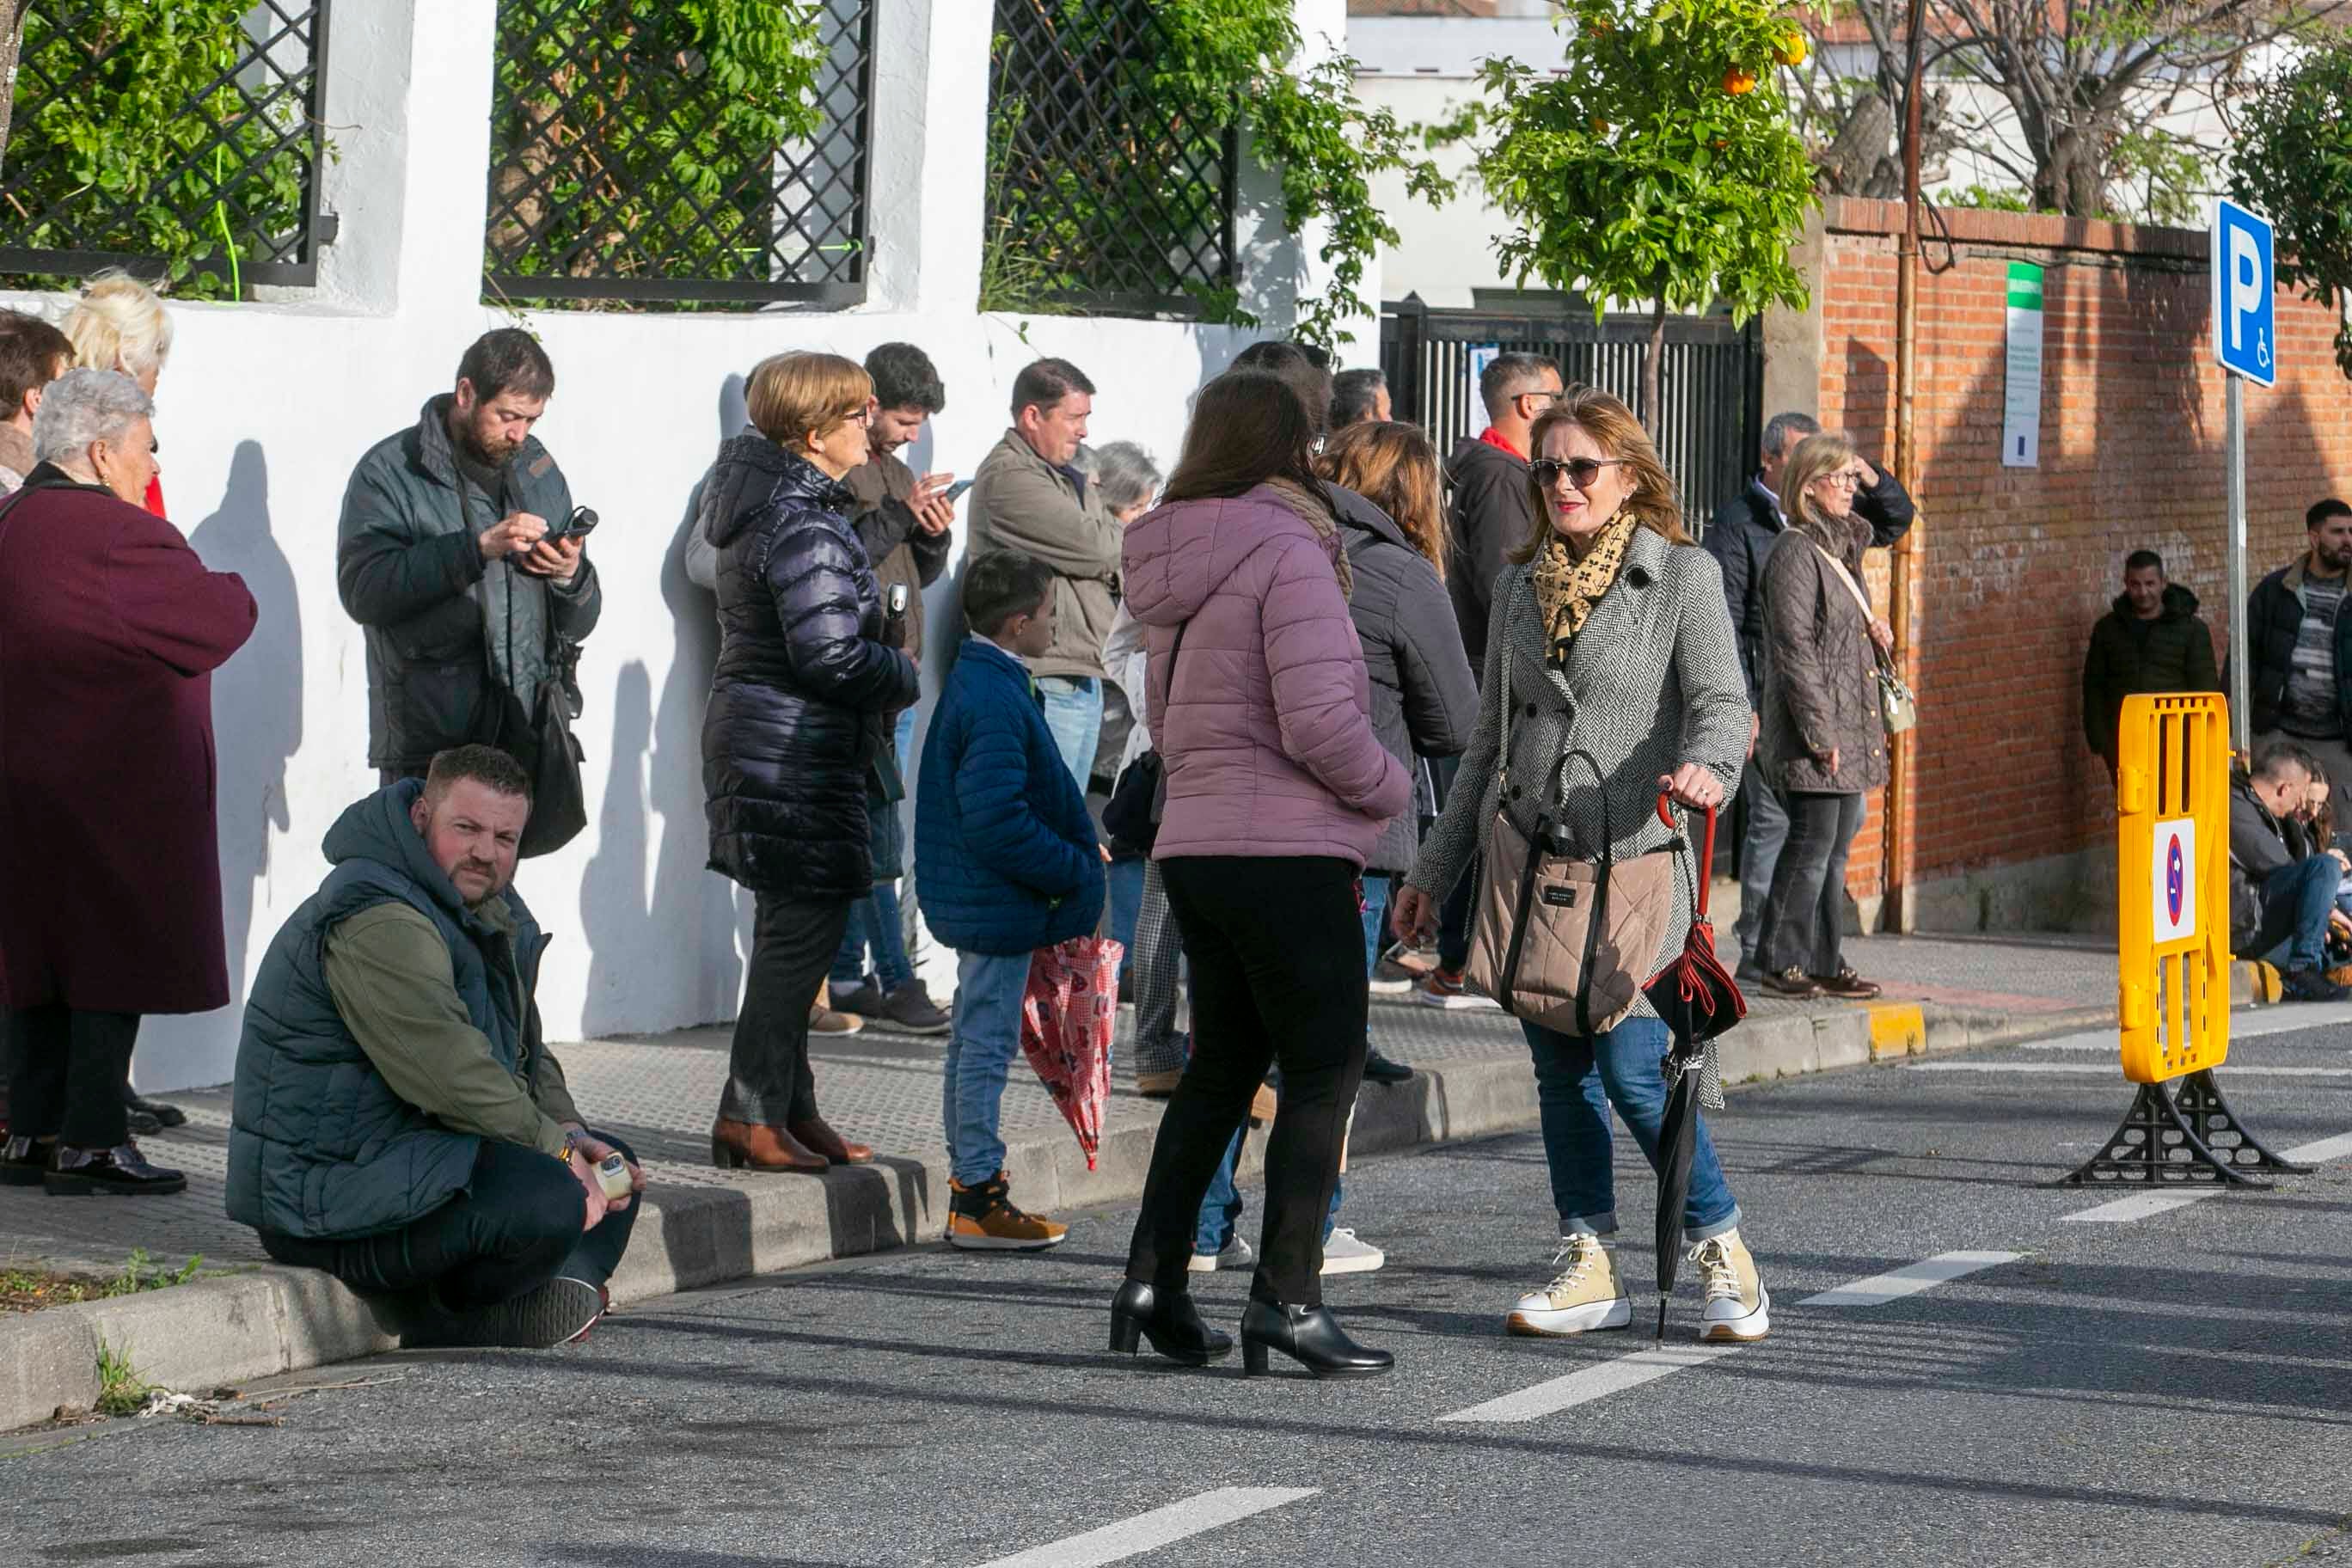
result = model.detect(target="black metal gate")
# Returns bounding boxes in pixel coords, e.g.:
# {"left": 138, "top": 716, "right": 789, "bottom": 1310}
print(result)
{"left": 1380, "top": 295, "right": 1765, "bottom": 536}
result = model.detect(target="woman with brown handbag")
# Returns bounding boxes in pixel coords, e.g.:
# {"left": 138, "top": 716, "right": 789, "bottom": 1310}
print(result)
{"left": 1390, "top": 389, "right": 1769, "bottom": 1344}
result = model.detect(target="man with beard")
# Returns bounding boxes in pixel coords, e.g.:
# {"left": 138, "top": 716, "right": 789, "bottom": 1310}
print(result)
{"left": 227, "top": 746, "right": 643, "bottom": 1348}
{"left": 338, "top": 330, "right": 602, "bottom": 784}
{"left": 2249, "top": 499, "right": 2352, "bottom": 814}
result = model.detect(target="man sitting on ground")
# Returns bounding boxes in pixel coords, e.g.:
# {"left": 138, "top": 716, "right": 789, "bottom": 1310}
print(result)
{"left": 225, "top": 746, "right": 644, "bottom": 1347}
{"left": 2228, "top": 740, "right": 2352, "bottom": 1004}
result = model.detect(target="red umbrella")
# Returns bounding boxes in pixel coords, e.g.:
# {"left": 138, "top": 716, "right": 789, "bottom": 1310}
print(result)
{"left": 1021, "top": 935, "right": 1125, "bottom": 1169}
{"left": 1643, "top": 796, "right": 1747, "bottom": 1338}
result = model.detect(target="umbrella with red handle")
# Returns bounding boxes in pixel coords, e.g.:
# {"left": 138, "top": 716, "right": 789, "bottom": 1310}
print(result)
{"left": 1642, "top": 793, "right": 1747, "bottom": 1338}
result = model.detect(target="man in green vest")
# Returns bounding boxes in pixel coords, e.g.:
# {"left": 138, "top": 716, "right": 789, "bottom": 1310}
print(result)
{"left": 225, "top": 746, "right": 642, "bottom": 1348}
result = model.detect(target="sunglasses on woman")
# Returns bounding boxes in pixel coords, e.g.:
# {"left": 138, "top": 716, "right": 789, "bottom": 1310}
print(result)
{"left": 1531, "top": 456, "right": 1630, "bottom": 490}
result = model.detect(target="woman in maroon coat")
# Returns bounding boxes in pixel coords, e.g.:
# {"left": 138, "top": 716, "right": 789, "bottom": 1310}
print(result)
{"left": 0, "top": 368, "right": 256, "bottom": 1195}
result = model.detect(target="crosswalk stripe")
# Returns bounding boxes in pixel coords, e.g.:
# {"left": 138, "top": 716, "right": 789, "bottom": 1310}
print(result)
{"left": 1797, "top": 1251, "right": 2022, "bottom": 1306}
{"left": 1908, "top": 1063, "right": 2352, "bottom": 1076}
{"left": 2059, "top": 1191, "right": 2217, "bottom": 1223}
{"left": 1435, "top": 1344, "right": 1740, "bottom": 1424}
{"left": 973, "top": 1488, "right": 1320, "bottom": 1568}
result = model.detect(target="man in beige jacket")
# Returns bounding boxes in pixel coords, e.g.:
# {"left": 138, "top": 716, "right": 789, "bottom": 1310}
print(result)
{"left": 965, "top": 357, "right": 1122, "bottom": 791}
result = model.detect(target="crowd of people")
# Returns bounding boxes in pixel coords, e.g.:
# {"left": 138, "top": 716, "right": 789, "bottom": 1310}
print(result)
{"left": 8, "top": 270, "right": 2336, "bottom": 1373}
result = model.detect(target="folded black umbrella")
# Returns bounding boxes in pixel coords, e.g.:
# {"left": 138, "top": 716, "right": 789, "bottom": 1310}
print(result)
{"left": 1643, "top": 796, "right": 1747, "bottom": 1338}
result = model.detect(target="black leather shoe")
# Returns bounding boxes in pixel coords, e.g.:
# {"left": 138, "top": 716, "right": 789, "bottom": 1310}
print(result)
{"left": 1361, "top": 1048, "right": 1413, "bottom": 1086}
{"left": 1240, "top": 1299, "right": 1393, "bottom": 1379}
{"left": 121, "top": 1087, "right": 187, "bottom": 1129}
{"left": 0, "top": 1134, "right": 53, "bottom": 1186}
{"left": 42, "top": 1142, "right": 187, "bottom": 1197}
{"left": 1108, "top": 1280, "right": 1234, "bottom": 1367}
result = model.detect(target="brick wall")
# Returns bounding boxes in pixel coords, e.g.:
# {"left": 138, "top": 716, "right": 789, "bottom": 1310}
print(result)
{"left": 1806, "top": 198, "right": 2352, "bottom": 922}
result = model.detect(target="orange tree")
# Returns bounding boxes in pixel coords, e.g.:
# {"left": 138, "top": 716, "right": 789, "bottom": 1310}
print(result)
{"left": 1440, "top": 0, "right": 1818, "bottom": 431}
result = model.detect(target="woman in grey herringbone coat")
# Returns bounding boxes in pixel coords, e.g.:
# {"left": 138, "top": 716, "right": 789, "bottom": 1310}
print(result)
{"left": 1392, "top": 389, "right": 1772, "bottom": 1346}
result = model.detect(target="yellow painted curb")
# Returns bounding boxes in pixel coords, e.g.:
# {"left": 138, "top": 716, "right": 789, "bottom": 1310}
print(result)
{"left": 2233, "top": 959, "right": 2282, "bottom": 1007}
{"left": 1866, "top": 1001, "right": 1926, "bottom": 1060}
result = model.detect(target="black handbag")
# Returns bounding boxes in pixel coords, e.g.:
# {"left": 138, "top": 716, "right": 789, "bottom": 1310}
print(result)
{"left": 1101, "top": 621, "right": 1185, "bottom": 855}
{"left": 515, "top": 668, "right": 587, "bottom": 859}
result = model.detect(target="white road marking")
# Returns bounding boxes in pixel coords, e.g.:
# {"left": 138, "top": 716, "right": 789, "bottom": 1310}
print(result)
{"left": 1797, "top": 1251, "right": 2022, "bottom": 1306}
{"left": 1436, "top": 1344, "right": 1739, "bottom": 1424}
{"left": 2284, "top": 1131, "right": 2352, "bottom": 1162}
{"left": 2060, "top": 1191, "right": 2218, "bottom": 1223}
{"left": 974, "top": 1488, "right": 1319, "bottom": 1568}
{"left": 2003, "top": 1004, "right": 2352, "bottom": 1055}
{"left": 1908, "top": 1063, "right": 2352, "bottom": 1076}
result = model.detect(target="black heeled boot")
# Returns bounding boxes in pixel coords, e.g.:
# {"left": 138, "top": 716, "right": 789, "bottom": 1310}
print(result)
{"left": 1240, "top": 1300, "right": 1393, "bottom": 1379}
{"left": 1108, "top": 1280, "right": 1234, "bottom": 1367}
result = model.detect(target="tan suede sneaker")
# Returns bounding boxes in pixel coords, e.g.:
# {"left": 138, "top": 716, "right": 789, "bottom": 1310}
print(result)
{"left": 1505, "top": 1234, "right": 1632, "bottom": 1337}
{"left": 1692, "top": 1228, "right": 1772, "bottom": 1342}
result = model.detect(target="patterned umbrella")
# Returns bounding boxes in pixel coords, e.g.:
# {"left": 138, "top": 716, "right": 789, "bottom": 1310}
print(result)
{"left": 1021, "top": 935, "right": 1125, "bottom": 1170}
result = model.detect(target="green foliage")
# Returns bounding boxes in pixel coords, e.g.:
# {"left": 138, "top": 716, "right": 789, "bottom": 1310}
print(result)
{"left": 93, "top": 1340, "right": 149, "bottom": 1418}
{"left": 1, "top": 0, "right": 320, "bottom": 300}
{"left": 983, "top": 0, "right": 1451, "bottom": 347}
{"left": 2229, "top": 37, "right": 2352, "bottom": 377}
{"left": 1942, "top": 184, "right": 2037, "bottom": 213}
{"left": 1439, "top": 0, "right": 1818, "bottom": 334}
{"left": 486, "top": 0, "right": 826, "bottom": 304}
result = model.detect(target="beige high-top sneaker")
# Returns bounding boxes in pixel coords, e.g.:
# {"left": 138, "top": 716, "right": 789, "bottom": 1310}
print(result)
{"left": 1505, "top": 1234, "right": 1632, "bottom": 1337}
{"left": 1691, "top": 1228, "right": 1772, "bottom": 1342}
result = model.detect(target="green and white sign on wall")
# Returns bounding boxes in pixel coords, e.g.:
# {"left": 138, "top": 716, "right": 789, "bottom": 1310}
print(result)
{"left": 2001, "top": 262, "right": 2044, "bottom": 469}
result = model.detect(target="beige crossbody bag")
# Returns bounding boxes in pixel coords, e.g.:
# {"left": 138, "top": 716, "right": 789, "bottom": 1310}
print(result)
{"left": 1810, "top": 542, "right": 1918, "bottom": 736}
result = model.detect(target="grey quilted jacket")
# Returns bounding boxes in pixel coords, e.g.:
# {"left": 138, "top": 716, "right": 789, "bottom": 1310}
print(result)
{"left": 1409, "top": 526, "right": 1751, "bottom": 1027}
{"left": 1758, "top": 511, "right": 1888, "bottom": 796}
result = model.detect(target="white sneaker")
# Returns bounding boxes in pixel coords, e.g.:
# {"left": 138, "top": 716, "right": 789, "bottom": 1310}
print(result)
{"left": 1319, "top": 1228, "right": 1386, "bottom": 1275}
{"left": 1691, "top": 1228, "right": 1771, "bottom": 1342}
{"left": 1505, "top": 1234, "right": 1632, "bottom": 1337}
{"left": 1187, "top": 1234, "right": 1254, "bottom": 1273}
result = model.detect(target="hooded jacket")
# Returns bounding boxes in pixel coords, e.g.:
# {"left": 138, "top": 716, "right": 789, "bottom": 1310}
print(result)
{"left": 1707, "top": 465, "right": 1915, "bottom": 706}
{"left": 337, "top": 396, "right": 602, "bottom": 772}
{"left": 1329, "top": 484, "right": 1479, "bottom": 874}
{"left": 1758, "top": 508, "right": 1889, "bottom": 795}
{"left": 1122, "top": 483, "right": 1410, "bottom": 867}
{"left": 700, "top": 436, "right": 920, "bottom": 900}
{"left": 2081, "top": 583, "right": 2220, "bottom": 760}
{"left": 226, "top": 781, "right": 571, "bottom": 1240}
{"left": 845, "top": 447, "right": 952, "bottom": 680}
{"left": 1443, "top": 434, "right": 1534, "bottom": 666}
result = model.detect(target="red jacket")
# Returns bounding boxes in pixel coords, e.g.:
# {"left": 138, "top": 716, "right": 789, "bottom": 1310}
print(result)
{"left": 0, "top": 469, "right": 255, "bottom": 1013}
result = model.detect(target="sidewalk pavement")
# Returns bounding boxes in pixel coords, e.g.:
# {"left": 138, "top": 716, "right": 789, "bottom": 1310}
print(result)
{"left": 0, "top": 933, "right": 2121, "bottom": 1430}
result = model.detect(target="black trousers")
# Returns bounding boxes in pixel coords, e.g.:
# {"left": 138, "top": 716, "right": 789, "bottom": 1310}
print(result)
{"left": 1126, "top": 855, "right": 1368, "bottom": 1307}
{"left": 261, "top": 1131, "right": 640, "bottom": 1311}
{"left": 3, "top": 1004, "right": 139, "bottom": 1148}
{"left": 1758, "top": 790, "right": 1865, "bottom": 977}
{"left": 720, "top": 893, "right": 853, "bottom": 1127}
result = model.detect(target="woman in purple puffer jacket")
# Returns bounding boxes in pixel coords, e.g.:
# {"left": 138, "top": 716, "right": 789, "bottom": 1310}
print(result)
{"left": 1107, "top": 371, "right": 1411, "bottom": 1381}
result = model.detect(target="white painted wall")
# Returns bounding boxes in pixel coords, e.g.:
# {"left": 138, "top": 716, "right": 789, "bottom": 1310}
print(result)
{"left": 3, "top": 0, "right": 1338, "bottom": 1090}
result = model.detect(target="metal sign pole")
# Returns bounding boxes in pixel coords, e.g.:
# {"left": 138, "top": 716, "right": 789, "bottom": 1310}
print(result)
{"left": 2227, "top": 371, "right": 2250, "bottom": 756}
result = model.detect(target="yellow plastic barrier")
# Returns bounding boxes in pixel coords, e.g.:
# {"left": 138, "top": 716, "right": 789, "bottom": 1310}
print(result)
{"left": 2113, "top": 693, "right": 2231, "bottom": 1084}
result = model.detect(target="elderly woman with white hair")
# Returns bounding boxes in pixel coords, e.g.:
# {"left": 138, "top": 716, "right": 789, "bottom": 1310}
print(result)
{"left": 63, "top": 270, "right": 175, "bottom": 518}
{"left": 0, "top": 369, "right": 255, "bottom": 1197}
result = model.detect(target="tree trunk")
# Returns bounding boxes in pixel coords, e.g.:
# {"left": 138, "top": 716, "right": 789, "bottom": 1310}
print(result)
{"left": 0, "top": 0, "right": 30, "bottom": 179}
{"left": 1639, "top": 293, "right": 1669, "bottom": 434}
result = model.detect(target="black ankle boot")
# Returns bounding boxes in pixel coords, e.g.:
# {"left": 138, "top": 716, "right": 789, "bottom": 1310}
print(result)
{"left": 1240, "top": 1299, "right": 1393, "bottom": 1379}
{"left": 1108, "top": 1280, "right": 1234, "bottom": 1367}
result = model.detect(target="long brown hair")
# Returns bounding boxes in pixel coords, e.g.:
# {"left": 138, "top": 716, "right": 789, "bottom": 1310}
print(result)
{"left": 1317, "top": 420, "right": 1450, "bottom": 579}
{"left": 1162, "top": 370, "right": 1333, "bottom": 521}
{"left": 1509, "top": 388, "right": 1689, "bottom": 563}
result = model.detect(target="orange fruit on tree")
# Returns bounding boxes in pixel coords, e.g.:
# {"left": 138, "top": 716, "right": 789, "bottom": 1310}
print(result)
{"left": 1723, "top": 66, "right": 1758, "bottom": 95}
{"left": 1772, "top": 30, "right": 1808, "bottom": 66}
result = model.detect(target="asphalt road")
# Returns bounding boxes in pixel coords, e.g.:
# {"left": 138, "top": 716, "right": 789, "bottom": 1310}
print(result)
{"left": 8, "top": 1010, "right": 2352, "bottom": 1568}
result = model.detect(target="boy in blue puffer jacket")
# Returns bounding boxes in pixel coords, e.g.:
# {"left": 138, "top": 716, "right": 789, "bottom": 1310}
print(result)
{"left": 916, "top": 550, "right": 1106, "bottom": 1248}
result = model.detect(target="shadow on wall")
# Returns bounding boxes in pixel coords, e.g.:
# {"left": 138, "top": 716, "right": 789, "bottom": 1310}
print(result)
{"left": 183, "top": 439, "right": 301, "bottom": 1059}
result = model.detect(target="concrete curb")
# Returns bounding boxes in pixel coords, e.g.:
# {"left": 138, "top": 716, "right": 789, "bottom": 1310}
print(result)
{"left": 0, "top": 996, "right": 2109, "bottom": 1432}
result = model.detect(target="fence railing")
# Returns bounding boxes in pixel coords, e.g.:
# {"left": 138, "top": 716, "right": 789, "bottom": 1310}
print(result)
{"left": 0, "top": 0, "right": 334, "bottom": 295}
{"left": 1381, "top": 296, "right": 1765, "bottom": 534}
{"left": 983, "top": 0, "right": 1238, "bottom": 319}
{"left": 482, "top": 0, "right": 874, "bottom": 309}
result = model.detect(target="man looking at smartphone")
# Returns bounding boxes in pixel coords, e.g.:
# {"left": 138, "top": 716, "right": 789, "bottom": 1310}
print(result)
{"left": 829, "top": 342, "right": 957, "bottom": 1034}
{"left": 338, "top": 329, "right": 602, "bottom": 784}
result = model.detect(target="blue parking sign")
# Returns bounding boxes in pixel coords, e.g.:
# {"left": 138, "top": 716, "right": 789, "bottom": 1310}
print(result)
{"left": 2211, "top": 198, "right": 2276, "bottom": 387}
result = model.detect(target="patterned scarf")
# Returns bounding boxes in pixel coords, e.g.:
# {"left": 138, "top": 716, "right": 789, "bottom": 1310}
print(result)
{"left": 1263, "top": 477, "right": 1354, "bottom": 599}
{"left": 1531, "top": 511, "right": 1638, "bottom": 665}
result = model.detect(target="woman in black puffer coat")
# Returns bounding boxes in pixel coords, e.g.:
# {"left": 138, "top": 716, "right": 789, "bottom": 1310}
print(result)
{"left": 703, "top": 352, "right": 918, "bottom": 1173}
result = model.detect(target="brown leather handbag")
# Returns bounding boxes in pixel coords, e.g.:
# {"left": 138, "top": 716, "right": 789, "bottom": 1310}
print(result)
{"left": 1464, "top": 643, "right": 1681, "bottom": 1037}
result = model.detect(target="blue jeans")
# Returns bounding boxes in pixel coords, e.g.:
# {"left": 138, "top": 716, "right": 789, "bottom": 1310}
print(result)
{"left": 1731, "top": 776, "right": 1790, "bottom": 967}
{"left": 832, "top": 708, "right": 919, "bottom": 992}
{"left": 1036, "top": 676, "right": 1103, "bottom": 795}
{"left": 1523, "top": 1014, "right": 1740, "bottom": 1241}
{"left": 1429, "top": 756, "right": 1478, "bottom": 971}
{"left": 1107, "top": 855, "right": 1146, "bottom": 982}
{"left": 2255, "top": 856, "right": 2340, "bottom": 972}
{"left": 942, "top": 949, "right": 1032, "bottom": 1186}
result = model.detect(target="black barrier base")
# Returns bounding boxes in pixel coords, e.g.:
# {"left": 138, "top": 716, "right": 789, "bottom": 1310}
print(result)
{"left": 2054, "top": 1078, "right": 2273, "bottom": 1189}
{"left": 2171, "top": 1068, "right": 2313, "bottom": 1175}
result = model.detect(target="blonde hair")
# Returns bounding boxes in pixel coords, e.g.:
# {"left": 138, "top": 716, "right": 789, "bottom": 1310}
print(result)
{"left": 745, "top": 351, "right": 872, "bottom": 450}
{"left": 1318, "top": 420, "right": 1450, "bottom": 579}
{"left": 64, "top": 270, "right": 173, "bottom": 381}
{"left": 1510, "top": 389, "right": 1688, "bottom": 563}
{"left": 1778, "top": 431, "right": 1859, "bottom": 532}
